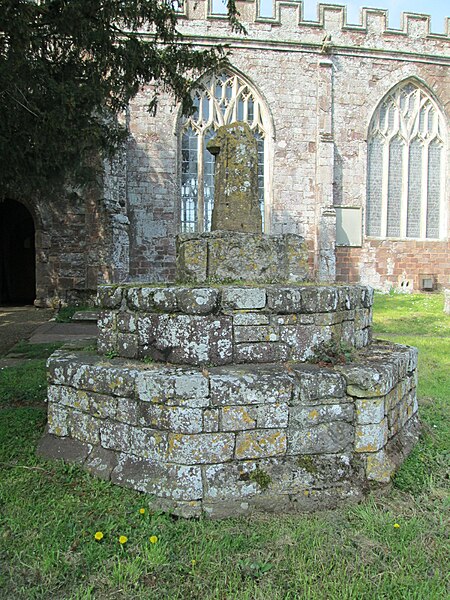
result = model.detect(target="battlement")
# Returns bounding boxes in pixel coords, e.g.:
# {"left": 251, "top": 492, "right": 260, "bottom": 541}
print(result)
{"left": 176, "top": 1, "right": 450, "bottom": 50}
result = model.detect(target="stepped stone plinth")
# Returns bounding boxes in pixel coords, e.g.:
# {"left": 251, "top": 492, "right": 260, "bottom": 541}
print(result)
{"left": 38, "top": 269, "right": 419, "bottom": 517}
{"left": 37, "top": 124, "right": 419, "bottom": 517}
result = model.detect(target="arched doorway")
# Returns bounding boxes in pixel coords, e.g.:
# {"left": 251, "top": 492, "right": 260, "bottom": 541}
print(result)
{"left": 0, "top": 199, "right": 36, "bottom": 305}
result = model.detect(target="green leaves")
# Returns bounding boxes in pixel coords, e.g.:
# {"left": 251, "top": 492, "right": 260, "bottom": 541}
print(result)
{"left": 0, "top": 0, "right": 233, "bottom": 197}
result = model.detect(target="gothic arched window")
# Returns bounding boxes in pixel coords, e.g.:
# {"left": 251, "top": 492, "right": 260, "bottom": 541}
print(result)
{"left": 180, "top": 71, "right": 269, "bottom": 232}
{"left": 366, "top": 81, "right": 446, "bottom": 239}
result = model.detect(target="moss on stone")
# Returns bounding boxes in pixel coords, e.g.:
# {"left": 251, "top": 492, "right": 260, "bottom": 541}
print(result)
{"left": 297, "top": 455, "right": 318, "bottom": 474}
{"left": 248, "top": 467, "right": 272, "bottom": 490}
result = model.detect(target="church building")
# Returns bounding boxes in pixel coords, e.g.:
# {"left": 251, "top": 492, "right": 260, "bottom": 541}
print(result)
{"left": 1, "top": 1, "right": 449, "bottom": 306}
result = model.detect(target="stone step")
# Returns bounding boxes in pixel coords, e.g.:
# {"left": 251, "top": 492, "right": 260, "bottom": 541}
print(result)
{"left": 72, "top": 311, "right": 99, "bottom": 322}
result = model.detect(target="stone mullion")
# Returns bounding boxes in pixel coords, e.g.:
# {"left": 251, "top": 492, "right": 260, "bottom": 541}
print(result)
{"left": 380, "top": 137, "right": 390, "bottom": 238}
{"left": 400, "top": 142, "right": 409, "bottom": 239}
{"left": 420, "top": 139, "right": 429, "bottom": 238}
{"left": 315, "top": 57, "right": 336, "bottom": 282}
{"left": 197, "top": 131, "right": 205, "bottom": 232}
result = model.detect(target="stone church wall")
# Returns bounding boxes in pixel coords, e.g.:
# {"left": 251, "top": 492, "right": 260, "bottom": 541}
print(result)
{"left": 14, "top": 2, "right": 449, "bottom": 306}
{"left": 121, "top": 1, "right": 450, "bottom": 291}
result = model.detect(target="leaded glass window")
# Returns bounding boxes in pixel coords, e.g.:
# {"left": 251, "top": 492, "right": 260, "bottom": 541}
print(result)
{"left": 180, "top": 71, "right": 268, "bottom": 232}
{"left": 366, "top": 81, "right": 446, "bottom": 240}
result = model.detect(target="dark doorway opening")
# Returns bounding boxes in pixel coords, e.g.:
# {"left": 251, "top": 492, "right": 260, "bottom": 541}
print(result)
{"left": 0, "top": 199, "right": 36, "bottom": 305}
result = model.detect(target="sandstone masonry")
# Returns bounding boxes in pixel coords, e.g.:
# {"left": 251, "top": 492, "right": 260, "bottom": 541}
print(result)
{"left": 39, "top": 338, "right": 419, "bottom": 517}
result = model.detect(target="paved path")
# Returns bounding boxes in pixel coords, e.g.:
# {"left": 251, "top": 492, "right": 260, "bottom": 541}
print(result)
{"left": 0, "top": 306, "right": 97, "bottom": 357}
{"left": 0, "top": 306, "right": 54, "bottom": 355}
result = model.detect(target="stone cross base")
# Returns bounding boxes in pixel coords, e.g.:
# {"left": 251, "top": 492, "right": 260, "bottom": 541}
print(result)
{"left": 96, "top": 284, "right": 373, "bottom": 365}
{"left": 176, "top": 231, "right": 309, "bottom": 284}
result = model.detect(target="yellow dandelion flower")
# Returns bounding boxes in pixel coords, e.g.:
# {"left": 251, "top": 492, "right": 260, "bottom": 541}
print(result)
{"left": 393, "top": 523, "right": 400, "bottom": 529}
{"left": 119, "top": 535, "right": 128, "bottom": 544}
{"left": 139, "top": 508, "right": 146, "bottom": 514}
{"left": 149, "top": 535, "right": 158, "bottom": 544}
{"left": 191, "top": 559, "right": 197, "bottom": 567}
{"left": 94, "top": 531, "right": 104, "bottom": 541}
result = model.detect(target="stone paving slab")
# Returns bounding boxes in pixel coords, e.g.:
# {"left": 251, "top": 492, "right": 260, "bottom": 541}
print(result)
{"left": 0, "top": 306, "right": 98, "bottom": 359}
{"left": 0, "top": 306, "right": 54, "bottom": 355}
{"left": 29, "top": 322, "right": 98, "bottom": 344}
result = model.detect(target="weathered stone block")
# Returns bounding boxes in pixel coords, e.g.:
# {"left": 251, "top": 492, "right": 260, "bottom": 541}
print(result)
{"left": 173, "top": 372, "right": 210, "bottom": 403}
{"left": 290, "top": 403, "right": 354, "bottom": 426}
{"left": 341, "top": 363, "right": 396, "bottom": 398}
{"left": 234, "top": 342, "right": 290, "bottom": 363}
{"left": 97, "top": 331, "right": 117, "bottom": 355}
{"left": 97, "top": 285, "right": 122, "bottom": 309}
{"left": 284, "top": 233, "right": 310, "bottom": 282}
{"left": 117, "top": 312, "right": 137, "bottom": 333}
{"left": 136, "top": 368, "right": 210, "bottom": 407}
{"left": 47, "top": 403, "right": 70, "bottom": 436}
{"left": 85, "top": 447, "right": 118, "bottom": 480}
{"left": 151, "top": 288, "right": 179, "bottom": 312}
{"left": 167, "top": 433, "right": 235, "bottom": 464}
{"left": 89, "top": 392, "right": 118, "bottom": 419}
{"left": 210, "top": 366, "right": 293, "bottom": 405}
{"left": 290, "top": 365, "right": 346, "bottom": 403}
{"left": 71, "top": 363, "right": 138, "bottom": 397}
{"left": 48, "top": 384, "right": 90, "bottom": 412}
{"left": 302, "top": 287, "right": 339, "bottom": 313}
{"left": 256, "top": 403, "right": 289, "bottom": 428}
{"left": 116, "top": 397, "right": 139, "bottom": 425}
{"left": 279, "top": 324, "right": 331, "bottom": 362}
{"left": 355, "top": 419, "right": 388, "bottom": 452}
{"left": 69, "top": 410, "right": 101, "bottom": 445}
{"left": 314, "top": 311, "right": 348, "bottom": 326}
{"left": 222, "top": 405, "right": 257, "bottom": 431}
{"left": 176, "top": 232, "right": 308, "bottom": 285}
{"left": 127, "top": 287, "right": 179, "bottom": 312}
{"left": 130, "top": 427, "right": 167, "bottom": 460}
{"left": 355, "top": 397, "right": 385, "bottom": 424}
{"left": 354, "top": 308, "right": 372, "bottom": 329}
{"left": 267, "top": 287, "right": 302, "bottom": 313}
{"left": 97, "top": 310, "right": 116, "bottom": 333}
{"left": 203, "top": 462, "right": 258, "bottom": 501}
{"left": 222, "top": 287, "right": 266, "bottom": 310}
{"left": 235, "top": 430, "right": 286, "bottom": 459}
{"left": 407, "top": 346, "right": 419, "bottom": 372}
{"left": 139, "top": 404, "right": 203, "bottom": 434}
{"left": 140, "top": 314, "right": 233, "bottom": 365}
{"left": 365, "top": 449, "right": 395, "bottom": 483}
{"left": 203, "top": 408, "right": 220, "bottom": 432}
{"left": 100, "top": 420, "right": 132, "bottom": 451}
{"left": 359, "top": 286, "right": 374, "bottom": 309}
{"left": 233, "top": 312, "right": 270, "bottom": 326}
{"left": 176, "top": 236, "right": 208, "bottom": 283}
{"left": 176, "top": 288, "right": 219, "bottom": 315}
{"left": 337, "top": 286, "right": 359, "bottom": 311}
{"left": 37, "top": 434, "right": 90, "bottom": 464}
{"left": 288, "top": 422, "right": 354, "bottom": 454}
{"left": 234, "top": 325, "right": 279, "bottom": 343}
{"left": 221, "top": 402, "right": 289, "bottom": 431}
{"left": 117, "top": 333, "right": 139, "bottom": 358}
{"left": 111, "top": 453, "right": 203, "bottom": 501}
{"left": 127, "top": 287, "right": 158, "bottom": 311}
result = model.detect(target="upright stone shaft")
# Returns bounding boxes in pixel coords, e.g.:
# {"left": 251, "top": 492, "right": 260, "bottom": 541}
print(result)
{"left": 207, "top": 122, "right": 262, "bottom": 233}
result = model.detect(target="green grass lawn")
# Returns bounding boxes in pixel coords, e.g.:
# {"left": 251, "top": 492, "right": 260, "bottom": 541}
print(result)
{"left": 0, "top": 295, "right": 448, "bottom": 599}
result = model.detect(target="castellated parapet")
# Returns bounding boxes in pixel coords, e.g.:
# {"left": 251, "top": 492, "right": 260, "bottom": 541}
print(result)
{"left": 175, "top": 0, "right": 450, "bottom": 49}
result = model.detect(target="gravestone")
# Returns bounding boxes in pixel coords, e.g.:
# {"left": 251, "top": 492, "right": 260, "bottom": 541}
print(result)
{"left": 207, "top": 122, "right": 262, "bottom": 233}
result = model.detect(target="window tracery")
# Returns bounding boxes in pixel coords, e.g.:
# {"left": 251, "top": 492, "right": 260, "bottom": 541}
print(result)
{"left": 180, "top": 71, "right": 268, "bottom": 232}
{"left": 367, "top": 81, "right": 446, "bottom": 240}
